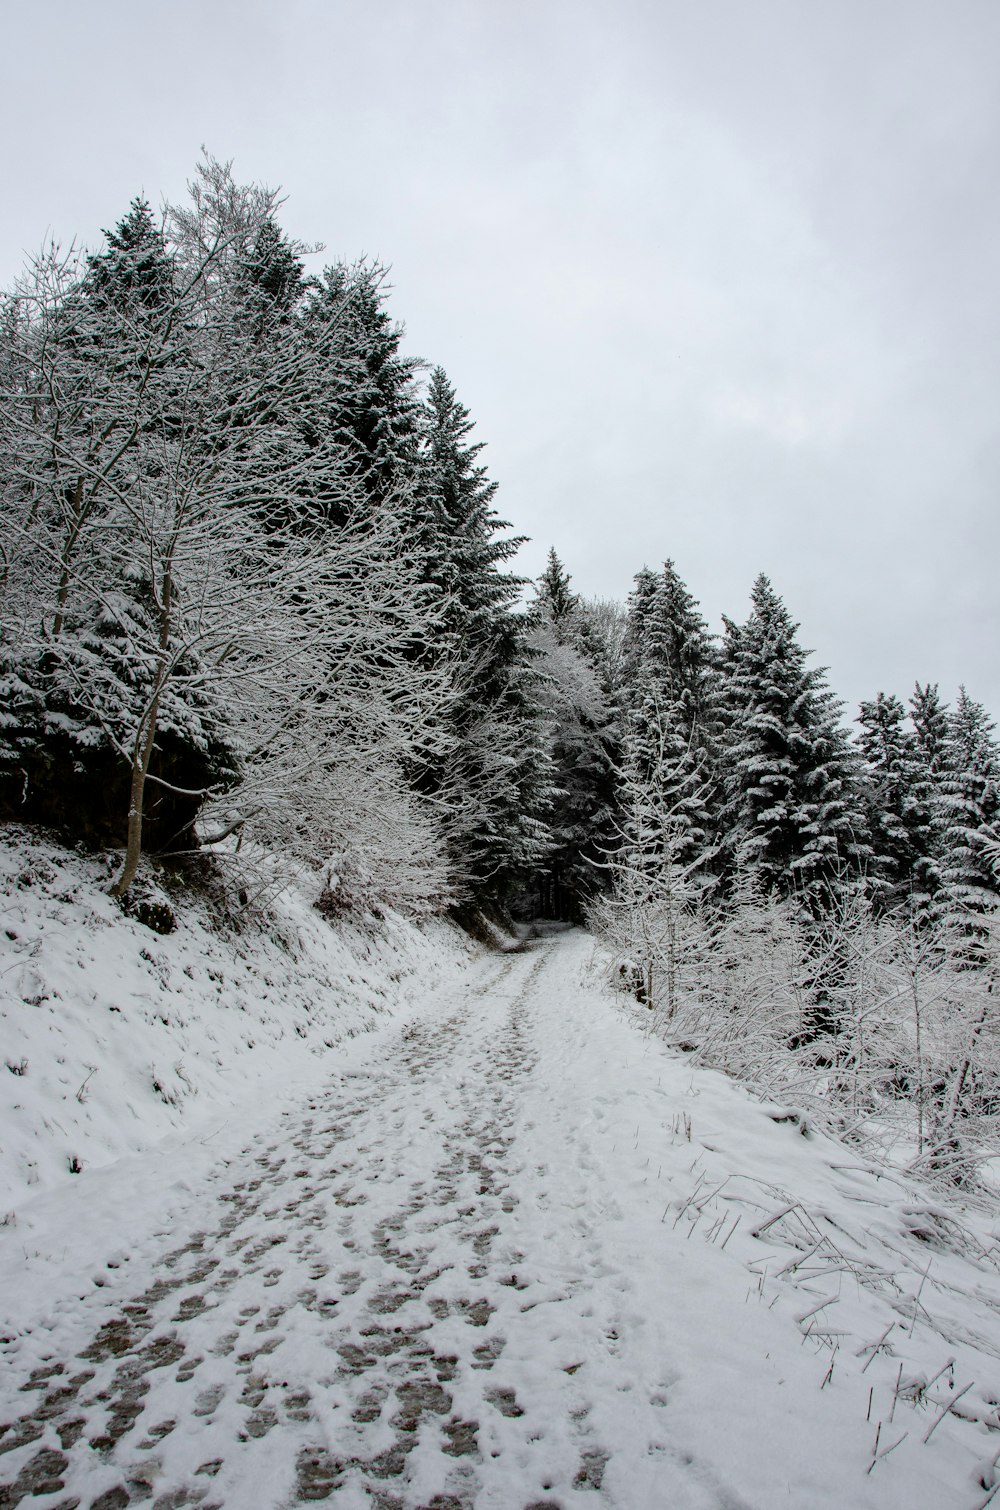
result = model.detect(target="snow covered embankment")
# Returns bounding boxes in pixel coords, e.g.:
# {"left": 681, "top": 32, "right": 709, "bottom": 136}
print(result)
{"left": 0, "top": 827, "right": 476, "bottom": 1210}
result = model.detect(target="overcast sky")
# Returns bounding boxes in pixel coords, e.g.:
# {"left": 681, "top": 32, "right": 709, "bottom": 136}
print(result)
{"left": 3, "top": 0, "right": 998, "bottom": 719}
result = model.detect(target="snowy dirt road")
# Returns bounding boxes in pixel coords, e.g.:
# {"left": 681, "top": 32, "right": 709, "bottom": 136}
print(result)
{"left": 2, "top": 930, "right": 999, "bottom": 1509}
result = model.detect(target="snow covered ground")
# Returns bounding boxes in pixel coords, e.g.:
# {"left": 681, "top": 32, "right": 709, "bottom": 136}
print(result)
{"left": 3, "top": 845, "right": 1000, "bottom": 1506}
{"left": 0, "top": 829, "right": 474, "bottom": 1208}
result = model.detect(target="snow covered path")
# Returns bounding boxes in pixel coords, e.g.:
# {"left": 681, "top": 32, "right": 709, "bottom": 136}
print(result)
{"left": 2, "top": 930, "right": 1000, "bottom": 1508}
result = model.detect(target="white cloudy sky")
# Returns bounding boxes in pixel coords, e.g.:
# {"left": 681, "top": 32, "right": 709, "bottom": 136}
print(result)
{"left": 3, "top": 0, "right": 998, "bottom": 718}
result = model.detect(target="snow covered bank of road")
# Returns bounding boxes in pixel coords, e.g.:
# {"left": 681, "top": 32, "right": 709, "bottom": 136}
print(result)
{"left": 3, "top": 927, "right": 1000, "bottom": 1508}
{"left": 520, "top": 936, "right": 1000, "bottom": 1508}
{"left": 0, "top": 827, "right": 477, "bottom": 1209}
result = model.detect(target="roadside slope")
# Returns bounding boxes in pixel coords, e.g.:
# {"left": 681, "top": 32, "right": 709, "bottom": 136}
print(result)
{"left": 0, "top": 826, "right": 476, "bottom": 1209}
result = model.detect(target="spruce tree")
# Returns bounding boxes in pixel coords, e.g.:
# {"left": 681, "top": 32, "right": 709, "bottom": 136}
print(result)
{"left": 619, "top": 561, "right": 720, "bottom": 873}
{"left": 911, "top": 682, "right": 951, "bottom": 774}
{"left": 240, "top": 216, "right": 306, "bottom": 319}
{"left": 906, "top": 682, "right": 952, "bottom": 910}
{"left": 85, "top": 198, "right": 175, "bottom": 313}
{"left": 717, "top": 574, "right": 869, "bottom": 905}
{"left": 536, "top": 547, "right": 579, "bottom": 624}
{"left": 420, "top": 367, "right": 524, "bottom": 625}
{"left": 856, "top": 692, "right": 931, "bottom": 909}
{"left": 939, "top": 687, "right": 1000, "bottom": 912}
{"left": 525, "top": 551, "right": 617, "bottom": 918}
{"left": 303, "top": 260, "right": 423, "bottom": 506}
{"left": 416, "top": 368, "right": 552, "bottom": 902}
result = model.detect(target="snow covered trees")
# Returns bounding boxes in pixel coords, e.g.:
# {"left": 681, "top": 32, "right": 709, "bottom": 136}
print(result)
{"left": 521, "top": 551, "right": 616, "bottom": 919}
{"left": 619, "top": 560, "right": 720, "bottom": 875}
{"left": 0, "top": 159, "right": 554, "bottom": 913}
{"left": 415, "top": 369, "right": 552, "bottom": 902}
{"left": 0, "top": 166, "right": 441, "bottom": 905}
{"left": 716, "top": 575, "right": 869, "bottom": 906}
{"left": 854, "top": 683, "right": 1000, "bottom": 923}
{"left": 585, "top": 560, "right": 720, "bottom": 1014}
{"left": 594, "top": 562, "right": 997, "bottom": 938}
{"left": 857, "top": 693, "right": 927, "bottom": 907}
{"left": 938, "top": 689, "right": 1000, "bottom": 912}
{"left": 0, "top": 202, "right": 244, "bottom": 865}
{"left": 1, "top": 150, "right": 995, "bottom": 962}
{"left": 585, "top": 561, "right": 1000, "bottom": 1183}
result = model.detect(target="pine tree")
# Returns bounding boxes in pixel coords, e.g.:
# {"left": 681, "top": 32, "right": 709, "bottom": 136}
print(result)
{"left": 589, "top": 560, "right": 720, "bottom": 1012}
{"left": 420, "top": 367, "right": 524, "bottom": 626}
{"left": 303, "top": 261, "right": 423, "bottom": 506}
{"left": 906, "top": 682, "right": 952, "bottom": 909}
{"left": 85, "top": 198, "right": 175, "bottom": 313}
{"left": 619, "top": 561, "right": 720, "bottom": 872}
{"left": 856, "top": 692, "right": 931, "bottom": 908}
{"left": 525, "top": 551, "right": 617, "bottom": 918}
{"left": 717, "top": 574, "right": 869, "bottom": 905}
{"left": 622, "top": 567, "right": 659, "bottom": 684}
{"left": 632, "top": 562, "right": 717, "bottom": 742}
{"left": 416, "top": 368, "right": 552, "bottom": 902}
{"left": 240, "top": 216, "right": 306, "bottom": 318}
{"left": 535, "top": 547, "right": 579, "bottom": 624}
{"left": 911, "top": 682, "right": 951, "bottom": 774}
{"left": 939, "top": 688, "right": 1000, "bottom": 912}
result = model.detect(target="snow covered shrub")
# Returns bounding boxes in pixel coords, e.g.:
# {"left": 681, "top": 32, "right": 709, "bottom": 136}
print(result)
{"left": 117, "top": 876, "right": 177, "bottom": 935}
{"left": 591, "top": 853, "right": 1000, "bottom": 1187}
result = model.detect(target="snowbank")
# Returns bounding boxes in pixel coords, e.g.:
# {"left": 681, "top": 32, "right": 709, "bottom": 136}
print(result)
{"left": 0, "top": 826, "right": 477, "bottom": 1210}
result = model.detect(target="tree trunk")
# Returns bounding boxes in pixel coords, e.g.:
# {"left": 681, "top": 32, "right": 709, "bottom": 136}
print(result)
{"left": 109, "top": 688, "right": 163, "bottom": 899}
{"left": 110, "top": 567, "right": 173, "bottom": 899}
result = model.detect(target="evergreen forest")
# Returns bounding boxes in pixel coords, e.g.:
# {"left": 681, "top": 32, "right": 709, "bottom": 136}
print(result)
{"left": 3, "top": 159, "right": 1000, "bottom": 1186}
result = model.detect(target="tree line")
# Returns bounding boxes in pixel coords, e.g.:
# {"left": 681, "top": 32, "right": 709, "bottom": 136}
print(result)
{"left": 0, "top": 159, "right": 551, "bottom": 914}
{"left": 532, "top": 552, "right": 1000, "bottom": 925}
{"left": 2, "top": 157, "right": 995, "bottom": 931}
{"left": 3, "top": 157, "right": 997, "bottom": 1179}
{"left": 534, "top": 555, "right": 1000, "bottom": 1186}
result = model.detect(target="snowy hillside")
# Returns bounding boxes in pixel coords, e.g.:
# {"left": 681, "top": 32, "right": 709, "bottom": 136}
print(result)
{"left": 0, "top": 827, "right": 477, "bottom": 1208}
{"left": 3, "top": 838, "right": 1000, "bottom": 1507}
